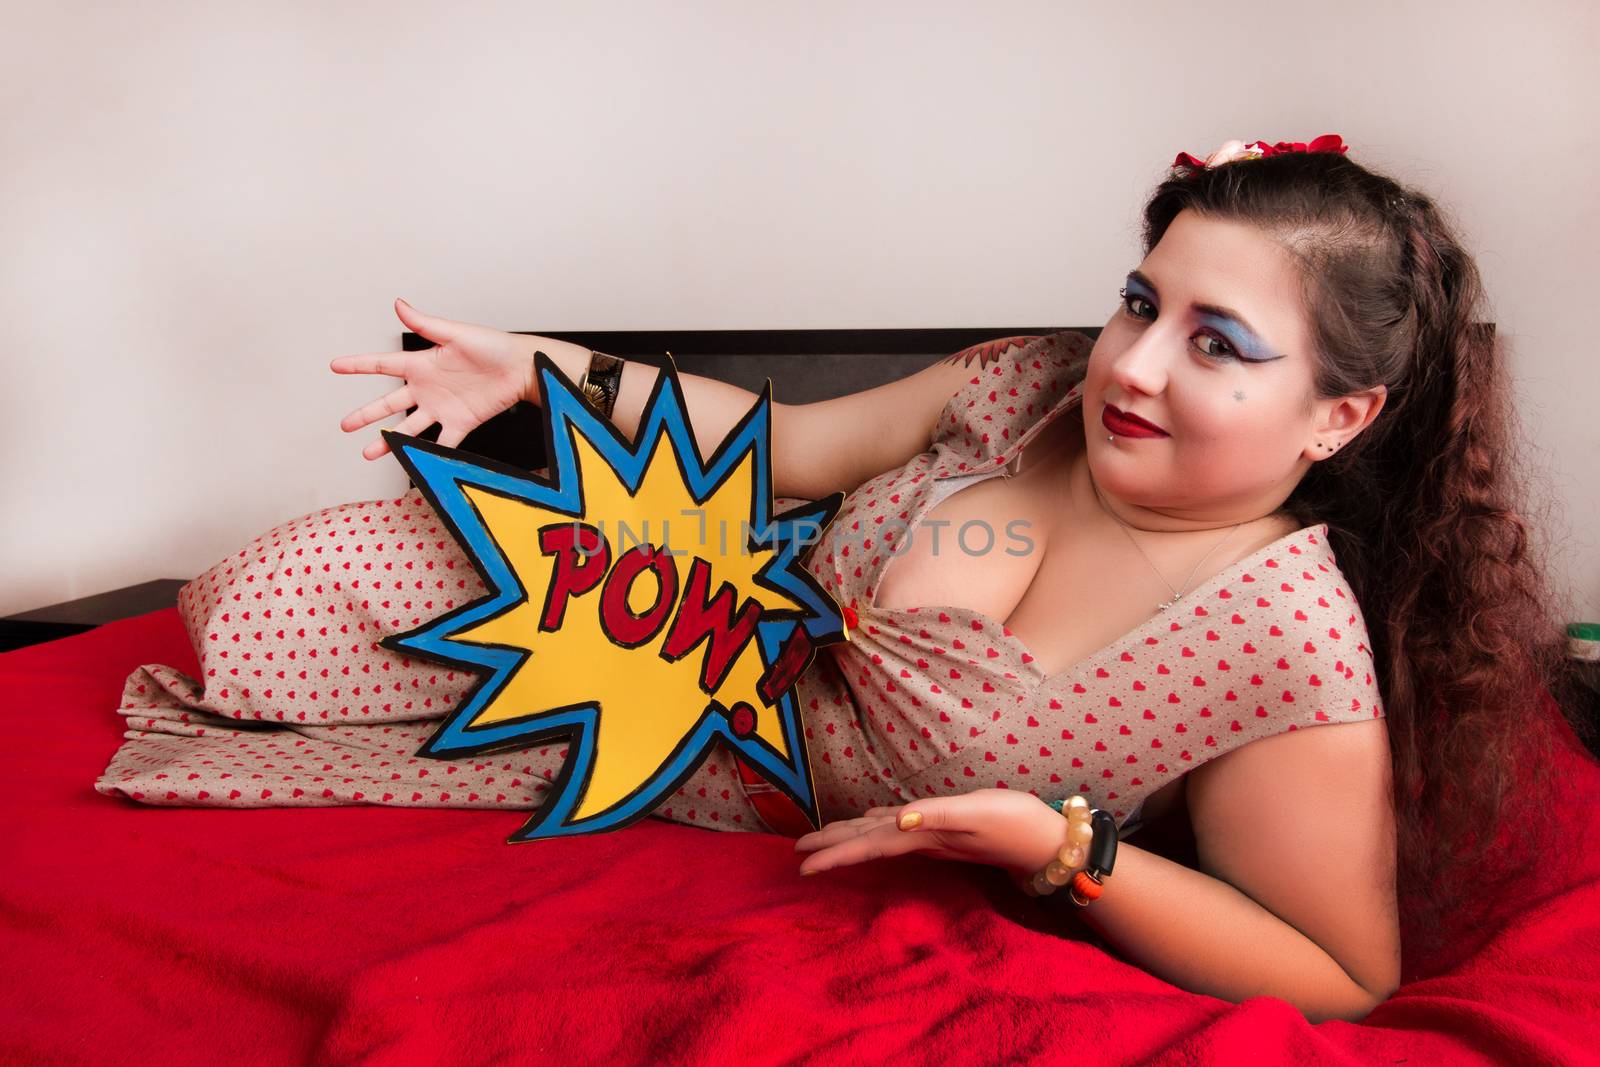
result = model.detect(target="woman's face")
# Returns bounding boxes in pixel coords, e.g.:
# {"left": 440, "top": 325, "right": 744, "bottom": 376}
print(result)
{"left": 1083, "top": 208, "right": 1379, "bottom": 527}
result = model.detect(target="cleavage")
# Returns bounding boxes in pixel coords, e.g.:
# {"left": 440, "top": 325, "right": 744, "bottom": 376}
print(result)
{"left": 870, "top": 412, "right": 1078, "bottom": 621}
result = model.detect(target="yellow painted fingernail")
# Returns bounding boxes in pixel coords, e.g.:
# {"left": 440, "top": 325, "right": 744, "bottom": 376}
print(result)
{"left": 899, "top": 811, "right": 922, "bottom": 830}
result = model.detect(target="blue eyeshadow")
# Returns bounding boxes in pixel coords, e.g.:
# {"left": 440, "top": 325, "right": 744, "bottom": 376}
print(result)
{"left": 1124, "top": 275, "right": 1157, "bottom": 301}
{"left": 1123, "top": 270, "right": 1285, "bottom": 362}
{"left": 1195, "top": 312, "right": 1280, "bottom": 362}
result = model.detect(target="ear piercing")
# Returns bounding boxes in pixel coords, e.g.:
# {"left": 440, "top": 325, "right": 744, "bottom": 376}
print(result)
{"left": 1316, "top": 441, "right": 1341, "bottom": 452}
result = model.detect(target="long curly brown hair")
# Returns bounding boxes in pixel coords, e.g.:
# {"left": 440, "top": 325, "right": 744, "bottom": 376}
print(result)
{"left": 1140, "top": 149, "right": 1594, "bottom": 980}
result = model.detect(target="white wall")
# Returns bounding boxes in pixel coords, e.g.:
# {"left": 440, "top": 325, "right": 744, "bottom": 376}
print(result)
{"left": 4, "top": 0, "right": 1597, "bottom": 623}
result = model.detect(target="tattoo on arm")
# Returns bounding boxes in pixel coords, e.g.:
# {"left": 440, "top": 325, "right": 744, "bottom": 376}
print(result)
{"left": 939, "top": 336, "right": 1039, "bottom": 370}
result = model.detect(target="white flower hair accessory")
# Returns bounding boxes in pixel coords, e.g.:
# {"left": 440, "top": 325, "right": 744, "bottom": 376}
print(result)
{"left": 1170, "top": 134, "right": 1349, "bottom": 179}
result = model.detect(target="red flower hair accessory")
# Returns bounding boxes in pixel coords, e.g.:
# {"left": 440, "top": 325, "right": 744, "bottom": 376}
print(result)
{"left": 1171, "top": 133, "right": 1349, "bottom": 177}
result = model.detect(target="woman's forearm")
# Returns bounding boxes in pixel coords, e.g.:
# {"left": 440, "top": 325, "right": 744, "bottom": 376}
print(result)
{"left": 1040, "top": 841, "right": 1383, "bottom": 1023}
{"left": 521, "top": 334, "right": 769, "bottom": 462}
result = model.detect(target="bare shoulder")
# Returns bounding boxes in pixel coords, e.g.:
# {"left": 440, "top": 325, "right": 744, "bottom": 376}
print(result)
{"left": 1185, "top": 718, "right": 1400, "bottom": 999}
{"left": 1187, "top": 717, "right": 1391, "bottom": 803}
{"left": 770, "top": 348, "right": 978, "bottom": 499}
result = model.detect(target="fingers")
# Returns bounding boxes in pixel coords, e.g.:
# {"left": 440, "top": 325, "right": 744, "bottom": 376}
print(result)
{"left": 888, "top": 796, "right": 980, "bottom": 834}
{"left": 794, "top": 815, "right": 885, "bottom": 852}
{"left": 331, "top": 299, "right": 454, "bottom": 377}
{"left": 340, "top": 385, "right": 414, "bottom": 433}
{"left": 360, "top": 408, "right": 434, "bottom": 462}
{"left": 791, "top": 803, "right": 934, "bottom": 853}
{"left": 393, "top": 297, "right": 459, "bottom": 343}
{"left": 796, "top": 820, "right": 921, "bottom": 875}
{"left": 388, "top": 407, "right": 437, "bottom": 440}
{"left": 436, "top": 423, "right": 469, "bottom": 450}
{"left": 330, "top": 352, "right": 411, "bottom": 377}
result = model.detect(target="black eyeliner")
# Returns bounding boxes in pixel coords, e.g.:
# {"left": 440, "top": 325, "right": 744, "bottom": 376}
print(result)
{"left": 1120, "top": 270, "right": 1286, "bottom": 362}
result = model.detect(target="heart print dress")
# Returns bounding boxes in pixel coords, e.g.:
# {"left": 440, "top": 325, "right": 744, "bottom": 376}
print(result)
{"left": 97, "top": 330, "right": 1385, "bottom": 838}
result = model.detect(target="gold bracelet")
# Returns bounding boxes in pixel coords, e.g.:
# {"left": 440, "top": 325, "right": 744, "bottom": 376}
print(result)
{"left": 578, "top": 350, "right": 626, "bottom": 419}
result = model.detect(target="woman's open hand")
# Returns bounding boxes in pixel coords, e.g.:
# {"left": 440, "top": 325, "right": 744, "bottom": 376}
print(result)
{"left": 794, "top": 789, "right": 1068, "bottom": 881}
{"left": 331, "top": 299, "right": 537, "bottom": 461}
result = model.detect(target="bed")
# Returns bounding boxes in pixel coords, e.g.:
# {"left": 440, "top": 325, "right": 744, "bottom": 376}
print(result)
{"left": 5, "top": 327, "right": 1599, "bottom": 1064}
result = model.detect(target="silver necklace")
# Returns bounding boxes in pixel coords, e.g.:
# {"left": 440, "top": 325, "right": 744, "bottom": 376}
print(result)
{"left": 1095, "top": 435, "right": 1245, "bottom": 613}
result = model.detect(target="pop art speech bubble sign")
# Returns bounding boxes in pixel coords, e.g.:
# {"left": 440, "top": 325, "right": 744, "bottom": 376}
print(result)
{"left": 377, "top": 351, "right": 847, "bottom": 842}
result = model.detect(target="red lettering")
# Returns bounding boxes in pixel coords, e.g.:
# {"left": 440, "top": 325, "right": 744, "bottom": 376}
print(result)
{"left": 538, "top": 523, "right": 609, "bottom": 630}
{"left": 537, "top": 529, "right": 810, "bottom": 707}
{"left": 600, "top": 545, "right": 679, "bottom": 648}
{"left": 758, "top": 623, "right": 815, "bottom": 706}
{"left": 660, "top": 557, "right": 763, "bottom": 693}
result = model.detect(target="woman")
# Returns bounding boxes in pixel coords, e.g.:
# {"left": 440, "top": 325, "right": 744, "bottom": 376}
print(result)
{"left": 97, "top": 135, "right": 1588, "bottom": 1023}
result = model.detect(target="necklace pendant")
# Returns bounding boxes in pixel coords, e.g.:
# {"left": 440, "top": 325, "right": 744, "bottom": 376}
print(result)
{"left": 1156, "top": 597, "right": 1176, "bottom": 612}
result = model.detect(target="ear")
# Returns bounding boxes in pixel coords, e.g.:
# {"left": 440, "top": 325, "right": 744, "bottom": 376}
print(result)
{"left": 1303, "top": 385, "right": 1386, "bottom": 462}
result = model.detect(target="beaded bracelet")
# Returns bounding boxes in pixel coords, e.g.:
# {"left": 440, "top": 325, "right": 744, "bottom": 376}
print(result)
{"left": 1018, "top": 795, "right": 1119, "bottom": 905}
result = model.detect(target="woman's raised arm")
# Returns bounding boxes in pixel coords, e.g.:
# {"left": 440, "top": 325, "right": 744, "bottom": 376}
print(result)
{"left": 598, "top": 346, "right": 981, "bottom": 500}
{"left": 335, "top": 300, "right": 988, "bottom": 498}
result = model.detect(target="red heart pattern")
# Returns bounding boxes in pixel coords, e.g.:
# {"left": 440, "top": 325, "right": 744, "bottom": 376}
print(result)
{"left": 98, "top": 330, "right": 1384, "bottom": 837}
{"left": 780, "top": 333, "right": 1383, "bottom": 827}
{"left": 91, "top": 494, "right": 663, "bottom": 817}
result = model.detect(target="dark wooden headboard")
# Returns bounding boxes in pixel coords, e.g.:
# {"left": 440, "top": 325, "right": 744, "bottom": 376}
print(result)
{"left": 399, "top": 326, "right": 1104, "bottom": 473}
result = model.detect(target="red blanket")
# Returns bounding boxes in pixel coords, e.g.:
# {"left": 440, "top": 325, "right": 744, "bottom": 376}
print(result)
{"left": 4, "top": 608, "right": 1598, "bottom": 1064}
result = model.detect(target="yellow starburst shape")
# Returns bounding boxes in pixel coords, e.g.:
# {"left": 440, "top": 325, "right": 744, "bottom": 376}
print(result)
{"left": 379, "top": 351, "right": 846, "bottom": 841}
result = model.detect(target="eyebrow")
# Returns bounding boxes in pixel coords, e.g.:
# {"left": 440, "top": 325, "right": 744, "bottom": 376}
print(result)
{"left": 1125, "top": 269, "right": 1282, "bottom": 358}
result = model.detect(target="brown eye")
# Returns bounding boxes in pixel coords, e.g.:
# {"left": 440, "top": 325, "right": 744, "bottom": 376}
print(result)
{"left": 1194, "top": 332, "right": 1239, "bottom": 361}
{"left": 1119, "top": 287, "right": 1155, "bottom": 320}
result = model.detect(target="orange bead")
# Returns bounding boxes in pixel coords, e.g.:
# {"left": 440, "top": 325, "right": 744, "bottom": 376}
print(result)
{"left": 1070, "top": 871, "right": 1104, "bottom": 904}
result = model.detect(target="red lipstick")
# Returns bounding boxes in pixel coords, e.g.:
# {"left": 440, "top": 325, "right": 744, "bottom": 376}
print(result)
{"left": 1102, "top": 404, "right": 1169, "bottom": 438}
